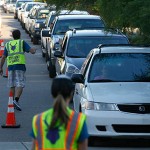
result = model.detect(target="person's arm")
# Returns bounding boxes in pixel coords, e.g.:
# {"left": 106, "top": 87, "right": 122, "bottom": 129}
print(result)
{"left": 23, "top": 41, "right": 36, "bottom": 54}
{"left": 0, "top": 55, "right": 6, "bottom": 76}
{"left": 78, "top": 139, "right": 88, "bottom": 150}
{"left": 77, "top": 120, "right": 89, "bottom": 150}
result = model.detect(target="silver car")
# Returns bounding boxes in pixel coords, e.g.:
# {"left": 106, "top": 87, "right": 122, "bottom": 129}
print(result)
{"left": 72, "top": 45, "right": 150, "bottom": 140}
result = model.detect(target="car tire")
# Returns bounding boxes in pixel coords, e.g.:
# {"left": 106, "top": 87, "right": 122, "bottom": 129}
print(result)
{"left": 49, "top": 61, "right": 56, "bottom": 78}
{"left": 42, "top": 50, "right": 45, "bottom": 57}
{"left": 33, "top": 37, "right": 38, "bottom": 45}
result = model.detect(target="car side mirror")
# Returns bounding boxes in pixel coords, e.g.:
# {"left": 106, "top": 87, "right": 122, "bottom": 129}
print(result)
{"left": 71, "top": 74, "right": 84, "bottom": 83}
{"left": 42, "top": 30, "right": 51, "bottom": 37}
{"left": 54, "top": 51, "right": 63, "bottom": 58}
{"left": 19, "top": 8, "right": 21, "bottom": 10}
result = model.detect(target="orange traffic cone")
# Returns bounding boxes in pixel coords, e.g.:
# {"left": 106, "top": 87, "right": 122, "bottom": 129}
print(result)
{"left": 3, "top": 67, "right": 8, "bottom": 78}
{"left": 0, "top": 39, "right": 4, "bottom": 57}
{"left": 1, "top": 91, "right": 20, "bottom": 128}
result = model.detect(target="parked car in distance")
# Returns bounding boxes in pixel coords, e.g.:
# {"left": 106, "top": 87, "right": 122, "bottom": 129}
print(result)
{"left": 41, "top": 10, "right": 89, "bottom": 58}
{"left": 17, "top": 2, "right": 26, "bottom": 21}
{"left": 54, "top": 29, "right": 129, "bottom": 78}
{"left": 29, "top": 6, "right": 50, "bottom": 44}
{"left": 71, "top": 44, "right": 150, "bottom": 140}
{"left": 20, "top": 1, "right": 46, "bottom": 29}
{"left": 14, "top": 0, "right": 33, "bottom": 19}
{"left": 43, "top": 14, "right": 105, "bottom": 78}
{"left": 5, "top": 0, "right": 16, "bottom": 14}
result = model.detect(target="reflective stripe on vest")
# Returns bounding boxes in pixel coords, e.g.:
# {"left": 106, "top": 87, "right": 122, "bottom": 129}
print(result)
{"left": 6, "top": 40, "right": 25, "bottom": 66}
{"left": 35, "top": 111, "right": 82, "bottom": 150}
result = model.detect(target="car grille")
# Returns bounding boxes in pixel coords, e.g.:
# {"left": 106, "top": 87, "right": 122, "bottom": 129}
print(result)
{"left": 117, "top": 104, "right": 150, "bottom": 114}
{"left": 112, "top": 125, "right": 150, "bottom": 133}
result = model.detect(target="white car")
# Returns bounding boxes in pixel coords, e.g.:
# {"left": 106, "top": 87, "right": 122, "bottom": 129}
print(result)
{"left": 5, "top": 0, "right": 16, "bottom": 13}
{"left": 17, "top": 3, "right": 26, "bottom": 21}
{"left": 20, "top": 1, "right": 46, "bottom": 29}
{"left": 72, "top": 45, "right": 150, "bottom": 139}
{"left": 14, "top": 0, "right": 33, "bottom": 19}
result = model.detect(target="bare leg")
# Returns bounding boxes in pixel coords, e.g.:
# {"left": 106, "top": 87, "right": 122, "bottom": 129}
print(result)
{"left": 10, "top": 87, "right": 15, "bottom": 99}
{"left": 15, "top": 87, "right": 23, "bottom": 99}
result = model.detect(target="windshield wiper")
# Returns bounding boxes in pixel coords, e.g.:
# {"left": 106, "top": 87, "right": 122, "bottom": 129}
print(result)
{"left": 90, "top": 79, "right": 115, "bottom": 82}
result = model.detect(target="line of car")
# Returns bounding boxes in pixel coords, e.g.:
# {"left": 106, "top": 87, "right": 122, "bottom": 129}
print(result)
{"left": 2, "top": 0, "right": 150, "bottom": 141}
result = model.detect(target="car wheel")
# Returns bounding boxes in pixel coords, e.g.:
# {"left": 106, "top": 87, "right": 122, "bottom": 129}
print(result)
{"left": 31, "top": 37, "right": 33, "bottom": 42}
{"left": 42, "top": 51, "right": 45, "bottom": 57}
{"left": 33, "top": 37, "right": 38, "bottom": 45}
{"left": 22, "top": 23, "right": 25, "bottom": 29}
{"left": 49, "top": 61, "right": 56, "bottom": 78}
{"left": 45, "top": 42, "right": 48, "bottom": 63}
{"left": 41, "top": 42, "right": 45, "bottom": 57}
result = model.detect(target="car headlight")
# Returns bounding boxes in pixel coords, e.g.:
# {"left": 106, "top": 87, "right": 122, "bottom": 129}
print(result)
{"left": 82, "top": 101, "right": 119, "bottom": 111}
{"left": 35, "top": 23, "right": 40, "bottom": 28}
{"left": 66, "top": 63, "right": 80, "bottom": 74}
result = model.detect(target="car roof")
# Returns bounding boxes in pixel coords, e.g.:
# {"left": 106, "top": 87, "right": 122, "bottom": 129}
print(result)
{"left": 16, "top": 0, "right": 33, "bottom": 2}
{"left": 25, "top": 2, "right": 45, "bottom": 5}
{"left": 57, "top": 15, "right": 101, "bottom": 20}
{"left": 92, "top": 45, "right": 150, "bottom": 55}
{"left": 66, "top": 29, "right": 127, "bottom": 37}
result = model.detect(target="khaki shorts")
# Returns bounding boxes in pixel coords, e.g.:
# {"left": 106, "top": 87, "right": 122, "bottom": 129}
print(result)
{"left": 8, "top": 70, "right": 26, "bottom": 88}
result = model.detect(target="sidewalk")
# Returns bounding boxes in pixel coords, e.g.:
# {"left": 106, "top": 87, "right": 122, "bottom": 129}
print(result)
{"left": 0, "top": 142, "right": 32, "bottom": 150}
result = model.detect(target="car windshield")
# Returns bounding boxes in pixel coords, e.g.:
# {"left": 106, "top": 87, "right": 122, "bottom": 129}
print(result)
{"left": 88, "top": 53, "right": 150, "bottom": 82}
{"left": 53, "top": 19, "right": 105, "bottom": 35}
{"left": 37, "top": 9, "right": 50, "bottom": 19}
{"left": 26, "top": 4, "right": 37, "bottom": 11}
{"left": 67, "top": 36, "right": 129, "bottom": 58}
{"left": 16, "top": 2, "right": 26, "bottom": 7}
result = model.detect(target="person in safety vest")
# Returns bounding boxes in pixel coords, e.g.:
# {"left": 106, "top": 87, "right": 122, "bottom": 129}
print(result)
{"left": 0, "top": 29, "right": 36, "bottom": 111}
{"left": 30, "top": 75, "right": 89, "bottom": 150}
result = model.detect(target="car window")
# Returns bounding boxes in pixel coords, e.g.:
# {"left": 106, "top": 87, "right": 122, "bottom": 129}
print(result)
{"left": 37, "top": 9, "right": 50, "bottom": 19}
{"left": 88, "top": 53, "right": 150, "bottom": 82}
{"left": 26, "top": 4, "right": 36, "bottom": 11}
{"left": 53, "top": 19, "right": 105, "bottom": 35}
{"left": 16, "top": 1, "right": 26, "bottom": 7}
{"left": 66, "top": 36, "right": 129, "bottom": 58}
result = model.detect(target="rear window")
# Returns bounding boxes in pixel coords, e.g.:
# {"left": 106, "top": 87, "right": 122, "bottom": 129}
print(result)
{"left": 88, "top": 53, "right": 150, "bottom": 82}
{"left": 37, "top": 9, "right": 50, "bottom": 19}
{"left": 53, "top": 19, "right": 105, "bottom": 35}
{"left": 67, "top": 36, "right": 129, "bottom": 58}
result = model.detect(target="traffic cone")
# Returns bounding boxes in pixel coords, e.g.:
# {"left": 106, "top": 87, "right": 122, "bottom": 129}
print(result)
{"left": 1, "top": 91, "right": 20, "bottom": 128}
{"left": 0, "top": 39, "right": 4, "bottom": 57}
{"left": 3, "top": 67, "right": 8, "bottom": 78}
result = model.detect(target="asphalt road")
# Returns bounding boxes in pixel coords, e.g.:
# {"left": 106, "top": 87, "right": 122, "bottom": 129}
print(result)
{"left": 0, "top": 6, "right": 150, "bottom": 150}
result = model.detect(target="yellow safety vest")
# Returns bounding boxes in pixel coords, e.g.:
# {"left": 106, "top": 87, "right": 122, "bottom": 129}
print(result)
{"left": 32, "top": 108, "right": 86, "bottom": 150}
{"left": 6, "top": 40, "right": 26, "bottom": 66}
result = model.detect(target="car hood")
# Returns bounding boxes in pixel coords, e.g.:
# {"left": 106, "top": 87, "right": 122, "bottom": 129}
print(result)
{"left": 66, "top": 57, "right": 85, "bottom": 69}
{"left": 88, "top": 82, "right": 150, "bottom": 104}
